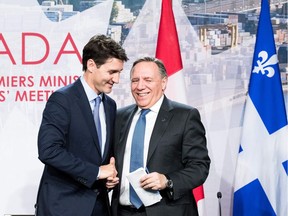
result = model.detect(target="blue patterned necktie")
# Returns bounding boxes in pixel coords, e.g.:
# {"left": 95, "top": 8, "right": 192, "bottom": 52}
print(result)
{"left": 93, "top": 96, "right": 102, "bottom": 154}
{"left": 129, "top": 109, "right": 150, "bottom": 208}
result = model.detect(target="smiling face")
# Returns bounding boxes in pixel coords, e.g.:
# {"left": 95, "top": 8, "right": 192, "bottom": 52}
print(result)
{"left": 84, "top": 58, "right": 124, "bottom": 94}
{"left": 130, "top": 61, "right": 167, "bottom": 109}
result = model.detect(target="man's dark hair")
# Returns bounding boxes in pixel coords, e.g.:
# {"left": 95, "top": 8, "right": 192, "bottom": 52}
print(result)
{"left": 82, "top": 34, "right": 128, "bottom": 71}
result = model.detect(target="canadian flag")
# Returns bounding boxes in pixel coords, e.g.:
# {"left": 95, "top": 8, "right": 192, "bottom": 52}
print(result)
{"left": 155, "top": 0, "right": 206, "bottom": 216}
{"left": 155, "top": 0, "right": 187, "bottom": 104}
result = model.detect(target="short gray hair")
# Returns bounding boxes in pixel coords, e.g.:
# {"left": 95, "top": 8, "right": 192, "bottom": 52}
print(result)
{"left": 130, "top": 57, "right": 168, "bottom": 78}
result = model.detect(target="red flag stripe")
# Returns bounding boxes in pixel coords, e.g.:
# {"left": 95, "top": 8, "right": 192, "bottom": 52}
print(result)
{"left": 193, "top": 185, "right": 205, "bottom": 204}
{"left": 155, "top": 0, "right": 183, "bottom": 76}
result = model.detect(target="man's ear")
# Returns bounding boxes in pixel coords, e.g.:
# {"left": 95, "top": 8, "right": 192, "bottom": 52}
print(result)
{"left": 162, "top": 77, "right": 168, "bottom": 91}
{"left": 86, "top": 59, "right": 96, "bottom": 72}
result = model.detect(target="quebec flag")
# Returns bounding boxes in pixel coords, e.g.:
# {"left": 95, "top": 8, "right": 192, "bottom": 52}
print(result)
{"left": 233, "top": 0, "right": 288, "bottom": 215}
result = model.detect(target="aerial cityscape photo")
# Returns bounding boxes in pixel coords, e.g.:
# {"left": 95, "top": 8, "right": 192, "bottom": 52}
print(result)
{"left": 34, "top": 0, "right": 287, "bottom": 127}
{"left": 36, "top": 0, "right": 287, "bottom": 77}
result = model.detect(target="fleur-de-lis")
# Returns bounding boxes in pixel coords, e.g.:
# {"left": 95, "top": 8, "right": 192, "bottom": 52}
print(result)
{"left": 252, "top": 50, "right": 278, "bottom": 78}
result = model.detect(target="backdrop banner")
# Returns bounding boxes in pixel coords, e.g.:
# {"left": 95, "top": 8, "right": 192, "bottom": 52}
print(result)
{"left": 0, "top": 0, "right": 287, "bottom": 215}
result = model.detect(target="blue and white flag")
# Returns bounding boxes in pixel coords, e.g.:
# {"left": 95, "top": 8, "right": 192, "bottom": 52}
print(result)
{"left": 233, "top": 0, "right": 288, "bottom": 215}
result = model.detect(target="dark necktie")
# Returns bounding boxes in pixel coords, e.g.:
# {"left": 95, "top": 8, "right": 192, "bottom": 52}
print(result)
{"left": 93, "top": 96, "right": 102, "bottom": 154}
{"left": 129, "top": 109, "right": 150, "bottom": 208}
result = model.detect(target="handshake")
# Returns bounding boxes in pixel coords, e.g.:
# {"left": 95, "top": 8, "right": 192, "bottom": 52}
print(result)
{"left": 99, "top": 157, "right": 119, "bottom": 189}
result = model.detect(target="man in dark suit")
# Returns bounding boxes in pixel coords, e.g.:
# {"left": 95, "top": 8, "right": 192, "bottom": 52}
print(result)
{"left": 35, "top": 34, "right": 128, "bottom": 216}
{"left": 111, "top": 57, "right": 210, "bottom": 216}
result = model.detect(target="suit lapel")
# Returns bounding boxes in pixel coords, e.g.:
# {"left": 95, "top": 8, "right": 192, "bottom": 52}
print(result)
{"left": 102, "top": 95, "right": 113, "bottom": 160}
{"left": 117, "top": 105, "right": 137, "bottom": 176}
{"left": 73, "top": 79, "right": 102, "bottom": 157}
{"left": 147, "top": 97, "right": 173, "bottom": 163}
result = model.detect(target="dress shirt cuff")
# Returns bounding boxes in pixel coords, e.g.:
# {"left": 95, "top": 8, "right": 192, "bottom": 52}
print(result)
{"left": 97, "top": 169, "right": 101, "bottom": 180}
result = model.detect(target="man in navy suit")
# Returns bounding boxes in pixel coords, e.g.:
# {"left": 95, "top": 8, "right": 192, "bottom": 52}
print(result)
{"left": 35, "top": 34, "right": 128, "bottom": 216}
{"left": 111, "top": 57, "right": 210, "bottom": 216}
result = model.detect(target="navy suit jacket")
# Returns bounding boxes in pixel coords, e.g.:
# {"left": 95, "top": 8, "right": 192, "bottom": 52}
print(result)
{"left": 111, "top": 96, "right": 210, "bottom": 216}
{"left": 36, "top": 78, "right": 116, "bottom": 216}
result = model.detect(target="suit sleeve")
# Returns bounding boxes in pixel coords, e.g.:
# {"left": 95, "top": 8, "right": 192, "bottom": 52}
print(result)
{"left": 38, "top": 91, "right": 99, "bottom": 188}
{"left": 167, "top": 107, "right": 210, "bottom": 200}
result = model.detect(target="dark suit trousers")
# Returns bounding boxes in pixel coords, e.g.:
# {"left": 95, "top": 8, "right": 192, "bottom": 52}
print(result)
{"left": 91, "top": 192, "right": 110, "bottom": 216}
{"left": 118, "top": 207, "right": 147, "bottom": 216}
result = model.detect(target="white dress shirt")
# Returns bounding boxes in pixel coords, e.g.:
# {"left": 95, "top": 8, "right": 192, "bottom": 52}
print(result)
{"left": 119, "top": 95, "right": 164, "bottom": 206}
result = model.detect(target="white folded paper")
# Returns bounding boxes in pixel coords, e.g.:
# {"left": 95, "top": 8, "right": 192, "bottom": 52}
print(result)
{"left": 127, "top": 167, "right": 162, "bottom": 207}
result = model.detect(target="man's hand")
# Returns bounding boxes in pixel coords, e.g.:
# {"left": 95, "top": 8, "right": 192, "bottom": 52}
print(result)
{"left": 106, "top": 176, "right": 119, "bottom": 189}
{"left": 99, "top": 157, "right": 118, "bottom": 179}
{"left": 140, "top": 172, "right": 167, "bottom": 191}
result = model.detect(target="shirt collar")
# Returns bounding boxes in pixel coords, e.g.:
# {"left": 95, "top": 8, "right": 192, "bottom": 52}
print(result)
{"left": 80, "top": 76, "right": 103, "bottom": 102}
{"left": 136, "top": 95, "right": 164, "bottom": 114}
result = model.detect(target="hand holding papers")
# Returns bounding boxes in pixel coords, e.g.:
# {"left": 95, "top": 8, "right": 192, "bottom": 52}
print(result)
{"left": 127, "top": 167, "right": 162, "bottom": 207}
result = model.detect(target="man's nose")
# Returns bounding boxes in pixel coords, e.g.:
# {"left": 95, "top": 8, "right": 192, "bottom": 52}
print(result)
{"left": 136, "top": 79, "right": 145, "bottom": 89}
{"left": 112, "top": 72, "right": 120, "bottom": 84}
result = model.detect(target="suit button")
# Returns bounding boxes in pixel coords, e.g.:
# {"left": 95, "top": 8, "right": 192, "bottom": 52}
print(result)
{"left": 94, "top": 189, "right": 100, "bottom": 195}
